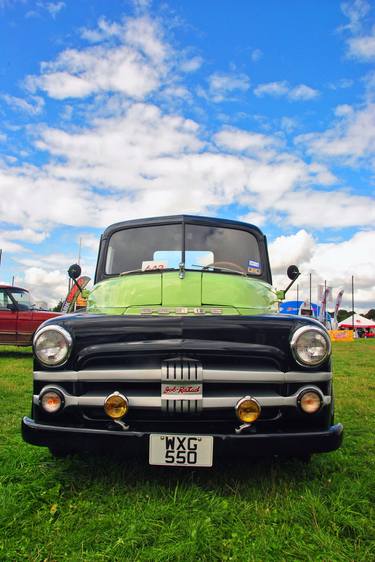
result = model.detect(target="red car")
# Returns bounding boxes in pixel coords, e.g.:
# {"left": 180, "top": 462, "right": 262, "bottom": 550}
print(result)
{"left": 0, "top": 284, "right": 61, "bottom": 346}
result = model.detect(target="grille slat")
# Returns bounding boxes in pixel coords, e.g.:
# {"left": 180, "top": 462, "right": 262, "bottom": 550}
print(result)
{"left": 161, "top": 358, "right": 203, "bottom": 414}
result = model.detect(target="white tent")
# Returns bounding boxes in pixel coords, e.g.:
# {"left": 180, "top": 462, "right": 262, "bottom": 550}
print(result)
{"left": 338, "top": 313, "right": 375, "bottom": 329}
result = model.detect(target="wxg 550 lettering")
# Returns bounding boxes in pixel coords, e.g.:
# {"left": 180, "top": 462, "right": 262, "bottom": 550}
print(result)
{"left": 164, "top": 436, "right": 199, "bottom": 464}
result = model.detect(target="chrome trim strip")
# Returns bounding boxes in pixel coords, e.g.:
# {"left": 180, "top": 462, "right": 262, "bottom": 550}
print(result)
{"left": 34, "top": 385, "right": 331, "bottom": 410}
{"left": 34, "top": 369, "right": 332, "bottom": 383}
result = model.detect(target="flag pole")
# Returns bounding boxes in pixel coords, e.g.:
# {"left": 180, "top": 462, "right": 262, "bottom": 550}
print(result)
{"left": 352, "top": 275, "right": 354, "bottom": 333}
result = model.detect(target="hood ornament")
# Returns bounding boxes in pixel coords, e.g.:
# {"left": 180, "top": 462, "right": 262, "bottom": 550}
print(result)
{"left": 179, "top": 261, "right": 185, "bottom": 279}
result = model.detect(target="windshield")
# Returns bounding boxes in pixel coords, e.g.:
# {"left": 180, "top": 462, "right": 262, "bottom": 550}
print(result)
{"left": 9, "top": 289, "right": 33, "bottom": 310}
{"left": 105, "top": 223, "right": 262, "bottom": 276}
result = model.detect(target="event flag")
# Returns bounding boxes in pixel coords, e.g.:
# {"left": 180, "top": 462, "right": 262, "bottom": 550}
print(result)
{"left": 333, "top": 289, "right": 344, "bottom": 329}
{"left": 318, "top": 285, "right": 332, "bottom": 323}
{"left": 61, "top": 276, "right": 90, "bottom": 313}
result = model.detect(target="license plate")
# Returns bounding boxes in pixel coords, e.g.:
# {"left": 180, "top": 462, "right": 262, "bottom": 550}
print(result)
{"left": 149, "top": 434, "right": 213, "bottom": 467}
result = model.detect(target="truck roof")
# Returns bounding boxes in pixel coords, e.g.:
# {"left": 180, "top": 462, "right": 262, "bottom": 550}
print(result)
{"left": 102, "top": 214, "right": 265, "bottom": 239}
{"left": 0, "top": 284, "right": 29, "bottom": 292}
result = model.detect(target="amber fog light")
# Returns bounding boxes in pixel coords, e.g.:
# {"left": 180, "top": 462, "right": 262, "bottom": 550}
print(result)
{"left": 235, "top": 396, "right": 261, "bottom": 423}
{"left": 104, "top": 392, "right": 129, "bottom": 419}
{"left": 298, "top": 390, "right": 323, "bottom": 414}
{"left": 40, "top": 389, "right": 64, "bottom": 414}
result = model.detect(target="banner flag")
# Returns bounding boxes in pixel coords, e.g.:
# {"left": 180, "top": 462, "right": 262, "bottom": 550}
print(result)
{"left": 317, "top": 284, "right": 324, "bottom": 303}
{"left": 61, "top": 276, "right": 90, "bottom": 313}
{"left": 333, "top": 289, "right": 344, "bottom": 329}
{"left": 329, "top": 329, "right": 353, "bottom": 342}
{"left": 319, "top": 287, "right": 331, "bottom": 323}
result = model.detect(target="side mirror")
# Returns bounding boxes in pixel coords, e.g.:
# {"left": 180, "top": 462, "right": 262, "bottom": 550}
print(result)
{"left": 68, "top": 264, "right": 82, "bottom": 280}
{"left": 7, "top": 303, "right": 17, "bottom": 312}
{"left": 287, "top": 265, "right": 300, "bottom": 281}
{"left": 278, "top": 265, "right": 301, "bottom": 300}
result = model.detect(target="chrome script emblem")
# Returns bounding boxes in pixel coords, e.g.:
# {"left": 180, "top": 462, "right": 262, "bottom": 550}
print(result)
{"left": 140, "top": 307, "right": 222, "bottom": 315}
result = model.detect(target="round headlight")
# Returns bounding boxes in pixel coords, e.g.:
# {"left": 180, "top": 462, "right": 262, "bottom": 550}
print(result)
{"left": 104, "top": 392, "right": 129, "bottom": 419}
{"left": 34, "top": 326, "right": 72, "bottom": 367}
{"left": 290, "top": 326, "right": 331, "bottom": 367}
{"left": 235, "top": 396, "right": 261, "bottom": 423}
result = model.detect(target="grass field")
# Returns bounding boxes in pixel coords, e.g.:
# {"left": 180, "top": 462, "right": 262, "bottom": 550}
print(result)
{"left": 0, "top": 341, "right": 374, "bottom": 561}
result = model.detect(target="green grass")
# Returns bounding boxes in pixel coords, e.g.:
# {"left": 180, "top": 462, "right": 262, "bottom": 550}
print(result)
{"left": 0, "top": 342, "right": 374, "bottom": 561}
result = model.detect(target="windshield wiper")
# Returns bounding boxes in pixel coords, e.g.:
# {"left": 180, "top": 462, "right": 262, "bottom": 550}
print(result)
{"left": 191, "top": 264, "right": 246, "bottom": 276}
{"left": 120, "top": 268, "right": 178, "bottom": 276}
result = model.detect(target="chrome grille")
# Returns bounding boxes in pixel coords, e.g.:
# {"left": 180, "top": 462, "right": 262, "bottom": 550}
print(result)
{"left": 161, "top": 358, "right": 203, "bottom": 414}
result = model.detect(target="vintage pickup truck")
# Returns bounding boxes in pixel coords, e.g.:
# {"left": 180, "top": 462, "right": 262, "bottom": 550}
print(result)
{"left": 22, "top": 215, "right": 343, "bottom": 465}
{"left": 0, "top": 284, "right": 59, "bottom": 346}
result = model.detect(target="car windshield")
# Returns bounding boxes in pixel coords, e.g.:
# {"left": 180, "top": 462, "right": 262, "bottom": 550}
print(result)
{"left": 105, "top": 223, "right": 262, "bottom": 276}
{"left": 10, "top": 289, "right": 33, "bottom": 310}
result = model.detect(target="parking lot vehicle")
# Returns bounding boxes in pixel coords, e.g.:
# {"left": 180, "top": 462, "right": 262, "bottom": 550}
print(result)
{"left": 22, "top": 215, "right": 343, "bottom": 465}
{"left": 0, "top": 285, "right": 60, "bottom": 346}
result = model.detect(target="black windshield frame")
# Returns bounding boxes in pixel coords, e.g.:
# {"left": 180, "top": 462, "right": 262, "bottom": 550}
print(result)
{"left": 95, "top": 215, "right": 272, "bottom": 285}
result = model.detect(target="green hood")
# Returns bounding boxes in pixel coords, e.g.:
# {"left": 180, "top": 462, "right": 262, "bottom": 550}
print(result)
{"left": 87, "top": 271, "right": 278, "bottom": 316}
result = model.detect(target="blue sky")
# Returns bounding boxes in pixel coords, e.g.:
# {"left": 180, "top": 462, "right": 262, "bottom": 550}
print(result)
{"left": 0, "top": 0, "right": 374, "bottom": 310}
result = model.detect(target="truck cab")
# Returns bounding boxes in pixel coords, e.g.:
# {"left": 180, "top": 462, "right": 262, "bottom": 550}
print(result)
{"left": 0, "top": 285, "right": 60, "bottom": 346}
{"left": 22, "top": 215, "right": 343, "bottom": 466}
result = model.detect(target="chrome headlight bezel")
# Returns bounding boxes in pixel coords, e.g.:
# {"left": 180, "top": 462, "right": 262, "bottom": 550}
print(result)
{"left": 290, "top": 325, "right": 331, "bottom": 367}
{"left": 33, "top": 325, "right": 73, "bottom": 368}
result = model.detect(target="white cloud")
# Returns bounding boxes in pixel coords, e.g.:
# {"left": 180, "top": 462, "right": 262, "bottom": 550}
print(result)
{"left": 269, "top": 230, "right": 316, "bottom": 274}
{"left": 180, "top": 56, "right": 203, "bottom": 73}
{"left": 239, "top": 211, "right": 266, "bottom": 227}
{"left": 214, "top": 127, "right": 282, "bottom": 154}
{"left": 276, "top": 189, "right": 375, "bottom": 228}
{"left": 0, "top": 228, "right": 48, "bottom": 255}
{"left": 80, "top": 17, "right": 122, "bottom": 43}
{"left": 297, "top": 103, "right": 375, "bottom": 167}
{"left": 328, "top": 78, "right": 354, "bottom": 90}
{"left": 348, "top": 34, "right": 375, "bottom": 60}
{"left": 0, "top": 165, "right": 97, "bottom": 229}
{"left": 334, "top": 104, "right": 353, "bottom": 117}
{"left": 0, "top": 98, "right": 368, "bottom": 238}
{"left": 206, "top": 72, "right": 250, "bottom": 102}
{"left": 0, "top": 238, "right": 25, "bottom": 253}
{"left": 45, "top": 2, "right": 65, "bottom": 18}
{"left": 340, "top": 0, "right": 375, "bottom": 61}
{"left": 340, "top": 0, "right": 370, "bottom": 34}
{"left": 280, "top": 117, "right": 298, "bottom": 132}
{"left": 254, "top": 81, "right": 289, "bottom": 97}
{"left": 13, "top": 250, "right": 96, "bottom": 307}
{"left": 269, "top": 229, "right": 375, "bottom": 312}
{"left": 23, "top": 266, "right": 70, "bottom": 306}
{"left": 250, "top": 49, "right": 263, "bottom": 62}
{"left": 288, "top": 84, "right": 319, "bottom": 101}
{"left": 26, "top": 16, "right": 169, "bottom": 100}
{"left": 254, "top": 81, "right": 319, "bottom": 100}
{"left": 1, "top": 228, "right": 48, "bottom": 244}
{"left": 1, "top": 94, "right": 44, "bottom": 115}
{"left": 80, "top": 234, "right": 100, "bottom": 253}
